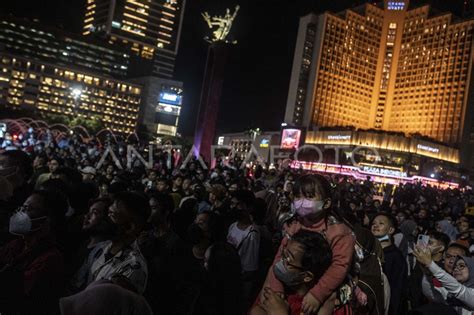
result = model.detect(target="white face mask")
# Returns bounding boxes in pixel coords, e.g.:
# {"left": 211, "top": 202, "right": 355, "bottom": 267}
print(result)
{"left": 292, "top": 199, "right": 325, "bottom": 217}
{"left": 9, "top": 211, "right": 46, "bottom": 235}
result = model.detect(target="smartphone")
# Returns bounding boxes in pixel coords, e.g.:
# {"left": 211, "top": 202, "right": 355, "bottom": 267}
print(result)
{"left": 417, "top": 234, "right": 430, "bottom": 248}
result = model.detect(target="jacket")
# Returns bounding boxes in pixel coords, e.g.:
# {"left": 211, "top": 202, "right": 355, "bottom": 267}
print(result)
{"left": 382, "top": 244, "right": 408, "bottom": 315}
{"left": 90, "top": 240, "right": 148, "bottom": 294}
{"left": 266, "top": 215, "right": 355, "bottom": 304}
{"left": 422, "top": 259, "right": 474, "bottom": 314}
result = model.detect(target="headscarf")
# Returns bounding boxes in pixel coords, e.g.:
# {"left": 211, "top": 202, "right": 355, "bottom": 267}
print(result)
{"left": 437, "top": 220, "right": 458, "bottom": 241}
{"left": 456, "top": 256, "right": 474, "bottom": 288}
{"left": 446, "top": 256, "right": 474, "bottom": 308}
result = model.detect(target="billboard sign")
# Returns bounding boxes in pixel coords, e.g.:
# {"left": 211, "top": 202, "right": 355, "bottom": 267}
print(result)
{"left": 218, "top": 136, "right": 225, "bottom": 145}
{"left": 281, "top": 129, "right": 301, "bottom": 149}
{"left": 260, "top": 138, "right": 270, "bottom": 148}
{"left": 159, "top": 92, "right": 182, "bottom": 106}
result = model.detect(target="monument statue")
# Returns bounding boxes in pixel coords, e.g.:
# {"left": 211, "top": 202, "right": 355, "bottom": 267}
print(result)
{"left": 194, "top": 5, "right": 240, "bottom": 162}
{"left": 202, "top": 5, "right": 240, "bottom": 44}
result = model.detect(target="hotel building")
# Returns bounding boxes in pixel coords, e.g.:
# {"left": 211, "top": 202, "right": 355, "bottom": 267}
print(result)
{"left": 285, "top": 0, "right": 474, "bottom": 181}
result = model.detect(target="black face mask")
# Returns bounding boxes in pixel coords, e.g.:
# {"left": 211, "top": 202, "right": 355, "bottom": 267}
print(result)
{"left": 273, "top": 260, "right": 305, "bottom": 288}
{"left": 188, "top": 223, "right": 205, "bottom": 245}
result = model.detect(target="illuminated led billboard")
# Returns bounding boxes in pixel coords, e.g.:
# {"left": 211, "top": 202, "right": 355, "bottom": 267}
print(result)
{"left": 281, "top": 129, "right": 301, "bottom": 149}
{"left": 159, "top": 92, "right": 182, "bottom": 106}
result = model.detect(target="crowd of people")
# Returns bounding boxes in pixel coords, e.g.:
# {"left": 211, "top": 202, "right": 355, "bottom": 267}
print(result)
{"left": 0, "top": 130, "right": 473, "bottom": 314}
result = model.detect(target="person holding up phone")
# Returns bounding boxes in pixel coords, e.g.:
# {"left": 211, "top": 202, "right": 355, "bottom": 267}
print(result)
{"left": 409, "top": 232, "right": 451, "bottom": 309}
{"left": 414, "top": 245, "right": 474, "bottom": 314}
{"left": 417, "top": 234, "right": 430, "bottom": 248}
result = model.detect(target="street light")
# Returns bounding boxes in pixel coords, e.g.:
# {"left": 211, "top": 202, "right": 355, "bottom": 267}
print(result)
{"left": 70, "top": 86, "right": 83, "bottom": 115}
{"left": 71, "top": 88, "right": 82, "bottom": 100}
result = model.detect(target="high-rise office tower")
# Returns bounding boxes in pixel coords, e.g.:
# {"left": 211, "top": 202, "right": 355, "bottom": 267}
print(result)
{"left": 82, "top": 0, "right": 186, "bottom": 79}
{"left": 0, "top": 17, "right": 130, "bottom": 79}
{"left": 286, "top": 0, "right": 474, "bottom": 146}
{"left": 0, "top": 18, "right": 141, "bottom": 135}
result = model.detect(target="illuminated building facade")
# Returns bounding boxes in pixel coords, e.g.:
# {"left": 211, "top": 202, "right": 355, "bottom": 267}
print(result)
{"left": 83, "top": 0, "right": 186, "bottom": 79}
{"left": 132, "top": 76, "right": 182, "bottom": 136}
{"left": 0, "top": 18, "right": 130, "bottom": 79}
{"left": 216, "top": 131, "right": 282, "bottom": 164}
{"left": 286, "top": 0, "right": 474, "bottom": 170}
{"left": 286, "top": 0, "right": 474, "bottom": 143}
{"left": 0, "top": 53, "right": 141, "bottom": 135}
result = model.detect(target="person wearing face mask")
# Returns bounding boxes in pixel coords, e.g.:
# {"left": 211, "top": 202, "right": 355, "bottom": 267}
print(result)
{"left": 409, "top": 231, "right": 450, "bottom": 309}
{"left": 371, "top": 213, "right": 408, "bottom": 315}
{"left": 259, "top": 174, "right": 355, "bottom": 315}
{"left": 0, "top": 190, "right": 65, "bottom": 314}
{"left": 251, "top": 230, "right": 332, "bottom": 315}
{"left": 0, "top": 150, "right": 33, "bottom": 244}
{"left": 414, "top": 246, "right": 474, "bottom": 315}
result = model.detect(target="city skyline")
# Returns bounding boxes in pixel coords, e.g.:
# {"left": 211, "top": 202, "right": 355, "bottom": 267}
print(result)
{"left": 0, "top": 0, "right": 377, "bottom": 137}
{"left": 1, "top": 0, "right": 471, "bottom": 138}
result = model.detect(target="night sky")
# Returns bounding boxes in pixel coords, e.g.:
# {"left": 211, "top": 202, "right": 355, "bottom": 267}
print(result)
{"left": 1, "top": 0, "right": 381, "bottom": 136}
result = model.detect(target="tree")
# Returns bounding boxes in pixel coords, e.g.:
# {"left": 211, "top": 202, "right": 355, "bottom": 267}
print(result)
{"left": 69, "top": 117, "right": 104, "bottom": 134}
{"left": 41, "top": 113, "right": 71, "bottom": 125}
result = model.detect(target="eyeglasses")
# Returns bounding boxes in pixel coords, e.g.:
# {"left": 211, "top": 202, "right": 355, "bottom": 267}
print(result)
{"left": 454, "top": 263, "right": 467, "bottom": 271}
{"left": 280, "top": 246, "right": 305, "bottom": 271}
